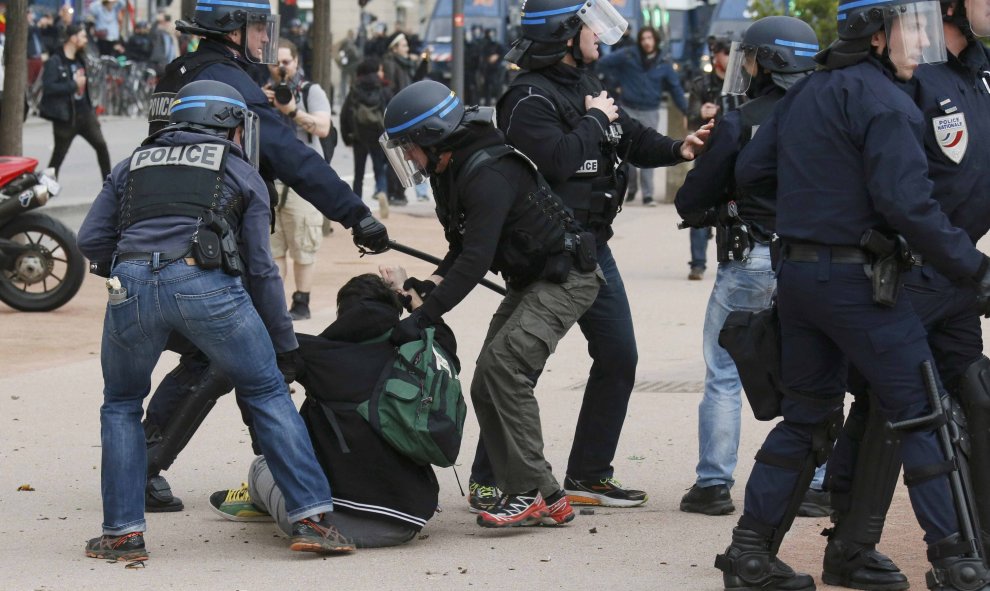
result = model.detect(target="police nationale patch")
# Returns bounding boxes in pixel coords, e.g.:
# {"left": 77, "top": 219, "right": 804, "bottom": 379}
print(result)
{"left": 933, "top": 113, "right": 967, "bottom": 164}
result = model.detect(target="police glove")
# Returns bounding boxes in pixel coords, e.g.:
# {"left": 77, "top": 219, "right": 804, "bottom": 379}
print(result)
{"left": 977, "top": 258, "right": 990, "bottom": 317}
{"left": 276, "top": 348, "right": 305, "bottom": 384}
{"left": 352, "top": 214, "right": 389, "bottom": 254}
{"left": 403, "top": 277, "right": 437, "bottom": 300}
{"left": 391, "top": 310, "right": 432, "bottom": 346}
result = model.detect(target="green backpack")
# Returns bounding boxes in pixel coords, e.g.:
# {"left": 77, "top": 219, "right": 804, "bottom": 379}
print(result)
{"left": 357, "top": 327, "right": 466, "bottom": 467}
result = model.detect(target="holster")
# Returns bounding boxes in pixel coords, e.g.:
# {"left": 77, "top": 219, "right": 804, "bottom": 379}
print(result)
{"left": 571, "top": 231, "right": 598, "bottom": 272}
{"left": 860, "top": 229, "right": 910, "bottom": 308}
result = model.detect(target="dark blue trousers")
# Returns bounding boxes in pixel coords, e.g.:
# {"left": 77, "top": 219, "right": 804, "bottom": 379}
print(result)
{"left": 471, "top": 243, "right": 637, "bottom": 483}
{"left": 742, "top": 260, "right": 959, "bottom": 545}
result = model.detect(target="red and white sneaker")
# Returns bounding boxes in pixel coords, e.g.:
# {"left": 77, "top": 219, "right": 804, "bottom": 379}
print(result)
{"left": 542, "top": 491, "right": 575, "bottom": 526}
{"left": 476, "top": 491, "right": 548, "bottom": 528}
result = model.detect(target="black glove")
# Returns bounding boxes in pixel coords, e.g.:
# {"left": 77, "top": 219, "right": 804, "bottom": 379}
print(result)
{"left": 403, "top": 277, "right": 437, "bottom": 300}
{"left": 275, "top": 348, "right": 305, "bottom": 383}
{"left": 677, "top": 208, "right": 717, "bottom": 230}
{"left": 976, "top": 256, "right": 990, "bottom": 317}
{"left": 391, "top": 310, "right": 431, "bottom": 346}
{"left": 352, "top": 214, "right": 389, "bottom": 254}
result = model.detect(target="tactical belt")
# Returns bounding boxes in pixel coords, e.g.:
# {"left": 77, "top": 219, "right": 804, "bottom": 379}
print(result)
{"left": 116, "top": 249, "right": 196, "bottom": 267}
{"left": 783, "top": 244, "right": 870, "bottom": 264}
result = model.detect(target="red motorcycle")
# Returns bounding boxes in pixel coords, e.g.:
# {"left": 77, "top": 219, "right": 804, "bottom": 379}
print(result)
{"left": 0, "top": 157, "right": 84, "bottom": 311}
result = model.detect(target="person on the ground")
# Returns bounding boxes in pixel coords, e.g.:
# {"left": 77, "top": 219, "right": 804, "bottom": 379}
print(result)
{"left": 714, "top": 0, "right": 990, "bottom": 588}
{"left": 598, "top": 26, "right": 689, "bottom": 207}
{"left": 340, "top": 57, "right": 391, "bottom": 208}
{"left": 683, "top": 36, "right": 732, "bottom": 281}
{"left": 468, "top": 0, "right": 710, "bottom": 513}
{"left": 210, "top": 270, "right": 454, "bottom": 547}
{"left": 77, "top": 80, "right": 358, "bottom": 562}
{"left": 137, "top": 0, "right": 389, "bottom": 513}
{"left": 674, "top": 16, "right": 829, "bottom": 519}
{"left": 87, "top": 0, "right": 125, "bottom": 56}
{"left": 381, "top": 79, "right": 603, "bottom": 527}
{"left": 263, "top": 39, "right": 333, "bottom": 321}
{"left": 817, "top": 0, "right": 990, "bottom": 588}
{"left": 39, "top": 24, "right": 111, "bottom": 182}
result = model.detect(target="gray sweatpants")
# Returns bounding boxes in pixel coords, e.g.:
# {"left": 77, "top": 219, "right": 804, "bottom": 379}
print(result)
{"left": 247, "top": 456, "right": 417, "bottom": 548}
{"left": 470, "top": 268, "right": 602, "bottom": 498}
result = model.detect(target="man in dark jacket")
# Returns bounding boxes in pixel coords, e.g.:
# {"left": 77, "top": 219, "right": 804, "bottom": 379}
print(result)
{"left": 40, "top": 24, "right": 111, "bottom": 181}
{"left": 210, "top": 271, "right": 454, "bottom": 547}
{"left": 340, "top": 57, "right": 391, "bottom": 206}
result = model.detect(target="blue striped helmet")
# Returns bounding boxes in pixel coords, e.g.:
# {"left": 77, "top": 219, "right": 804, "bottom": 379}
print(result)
{"left": 382, "top": 80, "right": 465, "bottom": 148}
{"left": 836, "top": 0, "right": 928, "bottom": 39}
{"left": 741, "top": 16, "right": 820, "bottom": 73}
{"left": 169, "top": 80, "right": 249, "bottom": 130}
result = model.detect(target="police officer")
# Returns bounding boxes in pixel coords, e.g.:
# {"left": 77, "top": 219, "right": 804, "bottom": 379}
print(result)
{"left": 674, "top": 16, "right": 820, "bottom": 516}
{"left": 463, "top": 0, "right": 710, "bottom": 512}
{"left": 821, "top": 0, "right": 990, "bottom": 588}
{"left": 380, "top": 80, "right": 602, "bottom": 528}
{"left": 77, "top": 81, "right": 357, "bottom": 561}
{"left": 136, "top": 0, "right": 389, "bottom": 512}
{"left": 716, "top": 0, "right": 990, "bottom": 588}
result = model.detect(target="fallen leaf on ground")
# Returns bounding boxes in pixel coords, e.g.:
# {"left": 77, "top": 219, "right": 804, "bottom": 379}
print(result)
{"left": 17, "top": 484, "right": 34, "bottom": 491}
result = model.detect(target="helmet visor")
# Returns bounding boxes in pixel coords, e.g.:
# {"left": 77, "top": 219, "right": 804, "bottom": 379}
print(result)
{"left": 721, "top": 41, "right": 755, "bottom": 95}
{"left": 577, "top": 0, "right": 628, "bottom": 45}
{"left": 243, "top": 12, "right": 280, "bottom": 64}
{"left": 241, "top": 109, "right": 260, "bottom": 168}
{"left": 379, "top": 134, "right": 429, "bottom": 189}
{"left": 884, "top": 1, "right": 946, "bottom": 73}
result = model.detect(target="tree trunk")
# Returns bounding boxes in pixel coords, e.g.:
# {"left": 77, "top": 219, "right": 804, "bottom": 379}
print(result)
{"left": 0, "top": 0, "right": 28, "bottom": 156}
{"left": 181, "top": 0, "right": 197, "bottom": 20}
{"left": 311, "top": 0, "right": 332, "bottom": 99}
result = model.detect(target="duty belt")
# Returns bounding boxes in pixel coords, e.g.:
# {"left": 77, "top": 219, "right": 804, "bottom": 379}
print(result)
{"left": 783, "top": 244, "right": 870, "bottom": 264}
{"left": 116, "top": 249, "right": 196, "bottom": 267}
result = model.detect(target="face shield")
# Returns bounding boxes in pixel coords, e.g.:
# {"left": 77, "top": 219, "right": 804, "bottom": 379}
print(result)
{"left": 241, "top": 109, "right": 260, "bottom": 168}
{"left": 883, "top": 1, "right": 946, "bottom": 73}
{"left": 379, "top": 134, "right": 429, "bottom": 189}
{"left": 242, "top": 12, "right": 280, "bottom": 64}
{"left": 576, "top": 0, "right": 628, "bottom": 45}
{"left": 721, "top": 41, "right": 756, "bottom": 95}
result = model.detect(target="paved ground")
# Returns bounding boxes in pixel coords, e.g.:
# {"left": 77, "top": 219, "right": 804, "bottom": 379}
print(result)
{"left": 0, "top": 115, "right": 976, "bottom": 590}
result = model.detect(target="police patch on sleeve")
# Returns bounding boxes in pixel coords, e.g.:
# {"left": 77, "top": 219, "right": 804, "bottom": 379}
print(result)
{"left": 933, "top": 113, "right": 967, "bottom": 164}
{"left": 130, "top": 143, "right": 228, "bottom": 172}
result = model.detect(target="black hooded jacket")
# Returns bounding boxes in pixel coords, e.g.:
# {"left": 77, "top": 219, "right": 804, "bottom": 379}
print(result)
{"left": 340, "top": 72, "right": 393, "bottom": 147}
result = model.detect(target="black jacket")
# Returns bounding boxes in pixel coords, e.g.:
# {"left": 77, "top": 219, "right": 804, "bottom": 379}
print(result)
{"left": 39, "top": 48, "right": 91, "bottom": 123}
{"left": 340, "top": 73, "right": 392, "bottom": 147}
{"left": 297, "top": 301, "right": 458, "bottom": 531}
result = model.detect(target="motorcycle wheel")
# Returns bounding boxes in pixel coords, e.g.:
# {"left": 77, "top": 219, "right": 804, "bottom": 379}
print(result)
{"left": 0, "top": 211, "right": 85, "bottom": 312}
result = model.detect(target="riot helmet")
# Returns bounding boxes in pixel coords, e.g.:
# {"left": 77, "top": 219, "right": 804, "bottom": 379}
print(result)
{"left": 168, "top": 80, "right": 261, "bottom": 168}
{"left": 505, "top": 0, "right": 628, "bottom": 69}
{"left": 940, "top": 0, "right": 990, "bottom": 39}
{"left": 380, "top": 80, "right": 498, "bottom": 188}
{"left": 835, "top": 0, "right": 946, "bottom": 71}
{"left": 175, "top": 0, "right": 280, "bottom": 64}
{"left": 723, "top": 16, "right": 819, "bottom": 95}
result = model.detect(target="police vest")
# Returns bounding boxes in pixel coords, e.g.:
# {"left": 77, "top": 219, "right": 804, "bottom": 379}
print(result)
{"left": 120, "top": 142, "right": 241, "bottom": 232}
{"left": 444, "top": 145, "right": 578, "bottom": 287}
{"left": 731, "top": 88, "right": 785, "bottom": 234}
{"left": 499, "top": 72, "right": 625, "bottom": 238}
{"left": 147, "top": 50, "right": 230, "bottom": 135}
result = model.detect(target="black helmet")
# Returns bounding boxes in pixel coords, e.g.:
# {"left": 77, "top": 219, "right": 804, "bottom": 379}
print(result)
{"left": 825, "top": 0, "right": 946, "bottom": 74}
{"left": 505, "top": 0, "right": 628, "bottom": 69}
{"left": 723, "top": 16, "right": 819, "bottom": 94}
{"left": 836, "top": 0, "right": 941, "bottom": 39}
{"left": 168, "top": 80, "right": 260, "bottom": 167}
{"left": 175, "top": 0, "right": 280, "bottom": 64}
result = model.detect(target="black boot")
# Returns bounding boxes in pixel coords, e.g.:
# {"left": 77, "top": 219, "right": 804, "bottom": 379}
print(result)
{"left": 822, "top": 534, "right": 908, "bottom": 591}
{"left": 715, "top": 527, "right": 816, "bottom": 591}
{"left": 926, "top": 534, "right": 990, "bottom": 591}
{"left": 145, "top": 474, "right": 183, "bottom": 512}
{"left": 289, "top": 291, "right": 311, "bottom": 320}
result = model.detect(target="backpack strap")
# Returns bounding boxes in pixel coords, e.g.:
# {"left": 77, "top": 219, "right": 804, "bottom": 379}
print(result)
{"left": 318, "top": 401, "right": 353, "bottom": 454}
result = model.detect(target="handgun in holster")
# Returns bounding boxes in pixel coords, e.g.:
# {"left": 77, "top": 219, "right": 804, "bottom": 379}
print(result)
{"left": 715, "top": 201, "right": 752, "bottom": 263}
{"left": 860, "top": 229, "right": 911, "bottom": 307}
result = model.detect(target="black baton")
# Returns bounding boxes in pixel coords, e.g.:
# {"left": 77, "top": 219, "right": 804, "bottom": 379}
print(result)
{"left": 387, "top": 240, "right": 507, "bottom": 296}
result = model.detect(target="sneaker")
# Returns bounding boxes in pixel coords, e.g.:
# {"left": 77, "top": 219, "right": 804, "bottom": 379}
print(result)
{"left": 85, "top": 532, "right": 149, "bottom": 562}
{"left": 145, "top": 474, "right": 183, "bottom": 513}
{"left": 468, "top": 480, "right": 501, "bottom": 514}
{"left": 643, "top": 197, "right": 657, "bottom": 207}
{"left": 688, "top": 266, "right": 705, "bottom": 280}
{"left": 798, "top": 488, "right": 833, "bottom": 518}
{"left": 679, "top": 484, "right": 735, "bottom": 515}
{"left": 289, "top": 516, "right": 356, "bottom": 554}
{"left": 209, "top": 483, "right": 272, "bottom": 522}
{"left": 476, "top": 491, "right": 549, "bottom": 528}
{"left": 542, "top": 490, "right": 575, "bottom": 526}
{"left": 374, "top": 191, "right": 389, "bottom": 220}
{"left": 564, "top": 476, "right": 648, "bottom": 508}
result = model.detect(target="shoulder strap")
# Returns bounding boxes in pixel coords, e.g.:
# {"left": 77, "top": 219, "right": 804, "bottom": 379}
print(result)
{"left": 300, "top": 81, "right": 312, "bottom": 112}
{"left": 506, "top": 72, "right": 584, "bottom": 130}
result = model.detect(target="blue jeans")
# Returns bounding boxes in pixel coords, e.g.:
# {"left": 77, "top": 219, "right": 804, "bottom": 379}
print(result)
{"left": 690, "top": 227, "right": 711, "bottom": 270}
{"left": 472, "top": 243, "right": 637, "bottom": 483}
{"left": 352, "top": 141, "right": 388, "bottom": 197}
{"left": 99, "top": 259, "right": 333, "bottom": 535}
